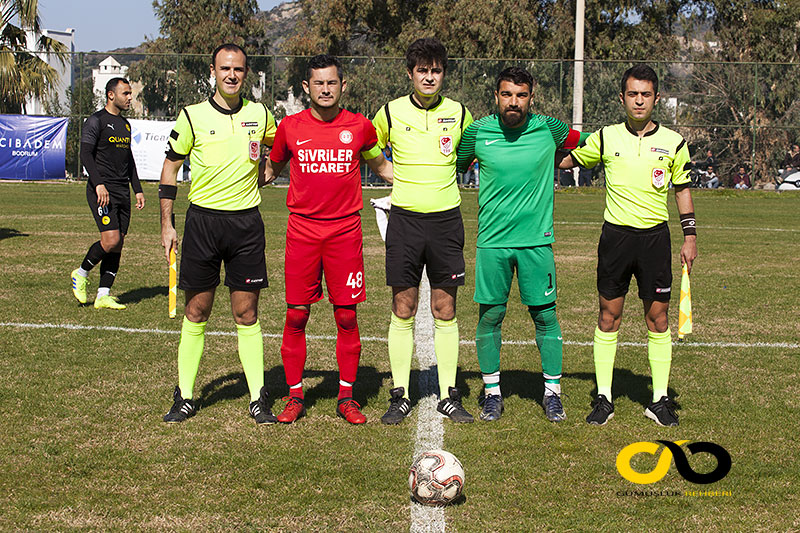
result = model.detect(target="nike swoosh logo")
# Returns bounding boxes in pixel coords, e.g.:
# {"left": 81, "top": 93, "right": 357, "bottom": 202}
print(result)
{"left": 351, "top": 290, "right": 363, "bottom": 298}
{"left": 296, "top": 139, "right": 313, "bottom": 145}
{"left": 544, "top": 288, "right": 555, "bottom": 296}
{"left": 484, "top": 139, "right": 500, "bottom": 145}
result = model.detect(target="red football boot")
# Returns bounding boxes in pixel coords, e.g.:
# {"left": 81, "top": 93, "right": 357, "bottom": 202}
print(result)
{"left": 337, "top": 398, "right": 366, "bottom": 424}
{"left": 277, "top": 396, "right": 306, "bottom": 423}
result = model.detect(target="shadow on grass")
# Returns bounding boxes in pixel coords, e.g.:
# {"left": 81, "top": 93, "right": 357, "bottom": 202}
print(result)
{"left": 0, "top": 227, "right": 29, "bottom": 241}
{"left": 410, "top": 493, "right": 467, "bottom": 506}
{"left": 197, "top": 364, "right": 386, "bottom": 412}
{"left": 117, "top": 285, "right": 167, "bottom": 304}
{"left": 452, "top": 369, "right": 677, "bottom": 410}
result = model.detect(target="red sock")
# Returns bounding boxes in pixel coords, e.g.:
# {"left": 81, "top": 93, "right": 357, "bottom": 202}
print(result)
{"left": 281, "top": 307, "right": 310, "bottom": 399}
{"left": 334, "top": 306, "right": 361, "bottom": 400}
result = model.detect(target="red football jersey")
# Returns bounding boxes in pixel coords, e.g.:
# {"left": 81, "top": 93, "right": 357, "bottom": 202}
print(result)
{"left": 270, "top": 108, "right": 379, "bottom": 218}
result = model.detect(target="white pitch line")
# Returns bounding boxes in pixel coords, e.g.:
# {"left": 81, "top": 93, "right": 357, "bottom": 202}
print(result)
{"left": 0, "top": 322, "right": 797, "bottom": 350}
{"left": 410, "top": 271, "right": 446, "bottom": 533}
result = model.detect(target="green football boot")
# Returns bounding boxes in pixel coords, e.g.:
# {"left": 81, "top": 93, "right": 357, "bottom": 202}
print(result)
{"left": 71, "top": 269, "right": 88, "bottom": 304}
{"left": 94, "top": 294, "right": 126, "bottom": 310}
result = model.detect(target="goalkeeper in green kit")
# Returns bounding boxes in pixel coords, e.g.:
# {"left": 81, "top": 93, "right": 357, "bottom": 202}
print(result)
{"left": 456, "top": 67, "right": 587, "bottom": 422}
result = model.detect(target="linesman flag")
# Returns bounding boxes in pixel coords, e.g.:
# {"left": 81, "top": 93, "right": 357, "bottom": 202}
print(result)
{"left": 169, "top": 247, "right": 177, "bottom": 319}
{"left": 678, "top": 263, "right": 692, "bottom": 339}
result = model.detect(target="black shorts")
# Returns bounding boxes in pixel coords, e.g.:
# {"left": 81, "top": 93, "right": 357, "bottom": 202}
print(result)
{"left": 179, "top": 204, "right": 268, "bottom": 291}
{"left": 385, "top": 206, "right": 466, "bottom": 288}
{"left": 597, "top": 221, "right": 672, "bottom": 302}
{"left": 87, "top": 184, "right": 130, "bottom": 234}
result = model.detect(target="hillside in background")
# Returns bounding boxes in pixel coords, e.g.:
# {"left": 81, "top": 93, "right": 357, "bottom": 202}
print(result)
{"left": 260, "top": 0, "right": 302, "bottom": 54}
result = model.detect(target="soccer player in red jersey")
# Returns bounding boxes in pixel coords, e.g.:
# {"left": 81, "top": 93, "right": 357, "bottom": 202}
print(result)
{"left": 262, "top": 55, "right": 393, "bottom": 424}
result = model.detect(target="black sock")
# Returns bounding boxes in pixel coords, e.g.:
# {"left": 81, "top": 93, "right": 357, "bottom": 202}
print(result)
{"left": 81, "top": 241, "right": 107, "bottom": 272}
{"left": 99, "top": 252, "right": 121, "bottom": 289}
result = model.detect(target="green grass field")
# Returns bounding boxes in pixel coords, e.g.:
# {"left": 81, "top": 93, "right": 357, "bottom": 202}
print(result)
{"left": 0, "top": 181, "right": 798, "bottom": 532}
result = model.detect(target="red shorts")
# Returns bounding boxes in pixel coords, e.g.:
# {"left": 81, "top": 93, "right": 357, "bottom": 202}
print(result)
{"left": 285, "top": 213, "right": 366, "bottom": 306}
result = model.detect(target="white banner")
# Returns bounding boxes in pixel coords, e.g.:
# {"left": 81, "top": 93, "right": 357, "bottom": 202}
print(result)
{"left": 129, "top": 119, "right": 178, "bottom": 181}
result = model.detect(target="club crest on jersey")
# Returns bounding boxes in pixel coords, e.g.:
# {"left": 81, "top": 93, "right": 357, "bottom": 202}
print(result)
{"left": 339, "top": 130, "right": 353, "bottom": 144}
{"left": 652, "top": 168, "right": 666, "bottom": 188}
{"left": 440, "top": 135, "right": 453, "bottom": 156}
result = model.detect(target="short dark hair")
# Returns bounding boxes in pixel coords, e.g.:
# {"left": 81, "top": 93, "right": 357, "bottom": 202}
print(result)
{"left": 105, "top": 77, "right": 130, "bottom": 99}
{"left": 212, "top": 43, "right": 248, "bottom": 68}
{"left": 496, "top": 67, "right": 534, "bottom": 92}
{"left": 406, "top": 38, "right": 448, "bottom": 73}
{"left": 621, "top": 64, "right": 659, "bottom": 95}
{"left": 306, "top": 54, "right": 343, "bottom": 82}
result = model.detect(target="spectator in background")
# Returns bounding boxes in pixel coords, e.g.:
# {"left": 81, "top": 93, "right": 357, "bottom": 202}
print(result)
{"left": 731, "top": 165, "right": 751, "bottom": 189}
{"left": 692, "top": 149, "right": 716, "bottom": 172}
{"left": 704, "top": 165, "right": 720, "bottom": 188}
{"left": 465, "top": 159, "right": 480, "bottom": 187}
{"left": 780, "top": 143, "right": 800, "bottom": 177}
{"left": 578, "top": 165, "right": 593, "bottom": 186}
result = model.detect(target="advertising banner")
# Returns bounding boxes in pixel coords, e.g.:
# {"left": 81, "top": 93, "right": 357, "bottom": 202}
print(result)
{"left": 129, "top": 119, "right": 177, "bottom": 181}
{"left": 0, "top": 115, "right": 69, "bottom": 180}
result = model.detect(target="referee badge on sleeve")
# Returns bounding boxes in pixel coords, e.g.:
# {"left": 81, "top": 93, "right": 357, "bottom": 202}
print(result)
{"left": 652, "top": 168, "right": 666, "bottom": 188}
{"left": 440, "top": 135, "right": 453, "bottom": 156}
{"left": 249, "top": 140, "right": 260, "bottom": 161}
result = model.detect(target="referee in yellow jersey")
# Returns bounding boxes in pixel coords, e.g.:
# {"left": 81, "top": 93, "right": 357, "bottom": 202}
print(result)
{"left": 158, "top": 43, "right": 278, "bottom": 424}
{"left": 372, "top": 38, "right": 475, "bottom": 424}
{"left": 560, "top": 64, "right": 697, "bottom": 427}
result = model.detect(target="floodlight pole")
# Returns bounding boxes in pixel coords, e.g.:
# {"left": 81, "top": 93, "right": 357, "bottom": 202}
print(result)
{"left": 571, "top": 0, "right": 585, "bottom": 186}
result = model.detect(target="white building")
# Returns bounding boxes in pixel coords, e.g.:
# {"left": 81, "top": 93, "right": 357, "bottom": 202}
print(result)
{"left": 24, "top": 27, "right": 76, "bottom": 115}
{"left": 92, "top": 56, "right": 129, "bottom": 107}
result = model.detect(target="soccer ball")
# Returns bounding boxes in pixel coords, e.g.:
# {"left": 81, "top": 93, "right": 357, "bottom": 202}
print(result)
{"left": 409, "top": 449, "right": 465, "bottom": 506}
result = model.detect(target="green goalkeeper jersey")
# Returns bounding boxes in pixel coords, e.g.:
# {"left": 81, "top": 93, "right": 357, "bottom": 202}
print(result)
{"left": 456, "top": 113, "right": 571, "bottom": 248}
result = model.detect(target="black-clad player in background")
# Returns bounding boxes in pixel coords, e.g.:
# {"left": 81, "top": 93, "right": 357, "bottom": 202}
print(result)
{"left": 71, "top": 77, "right": 145, "bottom": 309}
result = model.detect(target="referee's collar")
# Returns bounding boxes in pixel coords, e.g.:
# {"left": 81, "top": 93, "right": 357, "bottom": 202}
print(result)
{"left": 409, "top": 93, "right": 443, "bottom": 111}
{"left": 208, "top": 96, "right": 243, "bottom": 115}
{"left": 625, "top": 120, "right": 659, "bottom": 137}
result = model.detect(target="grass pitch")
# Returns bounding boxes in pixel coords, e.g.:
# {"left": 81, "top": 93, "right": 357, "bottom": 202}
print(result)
{"left": 0, "top": 182, "right": 798, "bottom": 531}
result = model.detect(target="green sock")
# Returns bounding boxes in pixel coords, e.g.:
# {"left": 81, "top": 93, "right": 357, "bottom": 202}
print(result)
{"left": 648, "top": 329, "right": 672, "bottom": 401}
{"left": 593, "top": 326, "right": 618, "bottom": 399}
{"left": 476, "top": 303, "right": 506, "bottom": 376}
{"left": 237, "top": 321, "right": 264, "bottom": 402}
{"left": 529, "top": 305, "right": 563, "bottom": 387}
{"left": 178, "top": 317, "right": 206, "bottom": 399}
{"left": 434, "top": 317, "right": 459, "bottom": 399}
{"left": 388, "top": 313, "right": 414, "bottom": 399}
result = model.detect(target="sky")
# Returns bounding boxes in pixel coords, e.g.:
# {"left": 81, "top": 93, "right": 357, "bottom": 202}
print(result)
{"left": 37, "top": 0, "right": 285, "bottom": 52}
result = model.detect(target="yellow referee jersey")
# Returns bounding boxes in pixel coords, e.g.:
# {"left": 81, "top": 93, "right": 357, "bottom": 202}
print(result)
{"left": 168, "top": 97, "right": 276, "bottom": 211}
{"left": 571, "top": 122, "right": 691, "bottom": 229}
{"left": 373, "top": 95, "right": 473, "bottom": 213}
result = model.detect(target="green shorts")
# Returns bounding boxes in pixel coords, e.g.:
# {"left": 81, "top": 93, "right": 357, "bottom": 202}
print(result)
{"left": 474, "top": 245, "right": 557, "bottom": 306}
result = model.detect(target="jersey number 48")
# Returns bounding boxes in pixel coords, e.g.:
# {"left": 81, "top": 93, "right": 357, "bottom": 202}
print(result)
{"left": 346, "top": 272, "right": 363, "bottom": 289}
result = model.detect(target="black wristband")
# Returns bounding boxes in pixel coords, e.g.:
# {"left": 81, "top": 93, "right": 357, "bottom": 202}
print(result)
{"left": 158, "top": 184, "right": 177, "bottom": 200}
{"left": 680, "top": 212, "right": 697, "bottom": 236}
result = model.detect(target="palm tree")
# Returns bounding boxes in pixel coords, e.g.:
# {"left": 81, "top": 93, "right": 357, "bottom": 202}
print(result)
{"left": 0, "top": 0, "right": 68, "bottom": 113}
